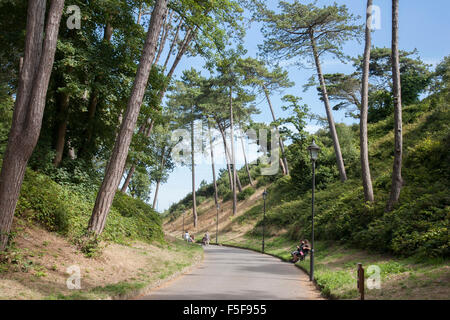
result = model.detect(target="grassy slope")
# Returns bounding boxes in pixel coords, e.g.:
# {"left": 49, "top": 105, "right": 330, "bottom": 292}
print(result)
{"left": 0, "top": 168, "right": 203, "bottom": 299}
{"left": 0, "top": 222, "right": 203, "bottom": 299}
{"left": 164, "top": 95, "right": 449, "bottom": 299}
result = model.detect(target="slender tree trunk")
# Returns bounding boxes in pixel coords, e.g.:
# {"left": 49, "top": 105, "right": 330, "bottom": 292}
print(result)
{"left": 137, "top": 0, "right": 143, "bottom": 24}
{"left": 239, "top": 125, "right": 254, "bottom": 186}
{"left": 152, "top": 149, "right": 165, "bottom": 209}
{"left": 104, "top": 21, "right": 113, "bottom": 42}
{"left": 165, "top": 28, "right": 195, "bottom": 80}
{"left": 0, "top": 0, "right": 64, "bottom": 251}
{"left": 208, "top": 121, "right": 219, "bottom": 207}
{"left": 235, "top": 162, "right": 243, "bottom": 191}
{"left": 310, "top": 30, "right": 347, "bottom": 182}
{"left": 386, "top": 0, "right": 403, "bottom": 212}
{"left": 67, "top": 139, "right": 76, "bottom": 159}
{"left": 152, "top": 179, "right": 161, "bottom": 209}
{"left": 360, "top": 0, "right": 375, "bottom": 202}
{"left": 120, "top": 166, "right": 135, "bottom": 193}
{"left": 154, "top": 9, "right": 172, "bottom": 65}
{"left": 88, "top": 0, "right": 167, "bottom": 235}
{"left": 217, "top": 121, "right": 233, "bottom": 190}
{"left": 53, "top": 90, "right": 70, "bottom": 166}
{"left": 229, "top": 87, "right": 237, "bottom": 215}
{"left": 262, "top": 86, "right": 288, "bottom": 175}
{"left": 162, "top": 21, "right": 181, "bottom": 70}
{"left": 190, "top": 108, "right": 198, "bottom": 227}
{"left": 218, "top": 122, "right": 243, "bottom": 192}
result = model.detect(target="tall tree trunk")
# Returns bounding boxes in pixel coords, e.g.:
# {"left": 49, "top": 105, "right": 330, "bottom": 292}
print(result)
{"left": 53, "top": 90, "right": 70, "bottom": 166}
{"left": 152, "top": 149, "right": 165, "bottom": 209}
{"left": 386, "top": 0, "right": 403, "bottom": 212}
{"left": 190, "top": 108, "right": 198, "bottom": 227}
{"left": 239, "top": 125, "right": 254, "bottom": 186}
{"left": 360, "top": 0, "right": 375, "bottom": 202}
{"left": 152, "top": 179, "right": 161, "bottom": 210}
{"left": 218, "top": 122, "right": 243, "bottom": 192}
{"left": 87, "top": 0, "right": 167, "bottom": 235}
{"left": 162, "top": 21, "right": 181, "bottom": 70}
{"left": 208, "top": 121, "right": 219, "bottom": 207}
{"left": 310, "top": 30, "right": 347, "bottom": 182}
{"left": 217, "top": 121, "right": 233, "bottom": 190}
{"left": 0, "top": 0, "right": 64, "bottom": 251}
{"left": 229, "top": 87, "right": 237, "bottom": 215}
{"left": 262, "top": 85, "right": 288, "bottom": 175}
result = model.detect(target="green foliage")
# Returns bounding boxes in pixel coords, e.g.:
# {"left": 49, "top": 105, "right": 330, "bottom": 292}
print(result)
{"left": 0, "top": 94, "right": 13, "bottom": 155}
{"left": 15, "top": 169, "right": 163, "bottom": 245}
{"left": 237, "top": 187, "right": 255, "bottom": 201}
{"left": 354, "top": 48, "right": 433, "bottom": 123}
{"left": 256, "top": 0, "right": 363, "bottom": 66}
{"left": 240, "top": 90, "right": 449, "bottom": 259}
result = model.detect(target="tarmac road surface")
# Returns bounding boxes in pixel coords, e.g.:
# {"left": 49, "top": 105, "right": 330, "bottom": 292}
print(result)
{"left": 140, "top": 245, "right": 322, "bottom": 300}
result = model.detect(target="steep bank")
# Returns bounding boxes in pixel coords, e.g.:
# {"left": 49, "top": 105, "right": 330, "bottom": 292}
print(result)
{"left": 164, "top": 93, "right": 449, "bottom": 299}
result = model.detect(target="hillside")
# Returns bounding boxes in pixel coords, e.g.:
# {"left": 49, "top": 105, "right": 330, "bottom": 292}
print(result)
{"left": 0, "top": 168, "right": 203, "bottom": 299}
{"left": 164, "top": 92, "right": 450, "bottom": 299}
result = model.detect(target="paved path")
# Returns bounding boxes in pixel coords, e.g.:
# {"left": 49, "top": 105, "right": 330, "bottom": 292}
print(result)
{"left": 140, "top": 245, "right": 321, "bottom": 300}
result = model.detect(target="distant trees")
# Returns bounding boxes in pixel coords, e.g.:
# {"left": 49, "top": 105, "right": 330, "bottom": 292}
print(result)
{"left": 0, "top": 0, "right": 65, "bottom": 251}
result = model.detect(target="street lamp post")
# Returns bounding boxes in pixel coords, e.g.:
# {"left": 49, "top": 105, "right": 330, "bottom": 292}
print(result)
{"left": 216, "top": 203, "right": 220, "bottom": 244}
{"left": 262, "top": 189, "right": 267, "bottom": 253}
{"left": 307, "top": 138, "right": 320, "bottom": 282}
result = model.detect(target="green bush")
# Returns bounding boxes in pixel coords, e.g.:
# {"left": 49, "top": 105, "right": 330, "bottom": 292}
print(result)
{"left": 15, "top": 169, "right": 164, "bottom": 244}
{"left": 237, "top": 187, "right": 255, "bottom": 201}
{"left": 223, "top": 191, "right": 233, "bottom": 202}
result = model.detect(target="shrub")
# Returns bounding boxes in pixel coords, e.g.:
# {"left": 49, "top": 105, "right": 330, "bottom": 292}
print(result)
{"left": 15, "top": 169, "right": 164, "bottom": 244}
{"left": 237, "top": 187, "right": 255, "bottom": 201}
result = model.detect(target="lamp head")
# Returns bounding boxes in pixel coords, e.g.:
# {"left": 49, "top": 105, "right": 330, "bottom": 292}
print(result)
{"left": 262, "top": 189, "right": 268, "bottom": 199}
{"left": 308, "top": 138, "right": 320, "bottom": 161}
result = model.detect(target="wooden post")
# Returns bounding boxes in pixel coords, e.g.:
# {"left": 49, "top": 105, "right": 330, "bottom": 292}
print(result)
{"left": 357, "top": 263, "right": 365, "bottom": 300}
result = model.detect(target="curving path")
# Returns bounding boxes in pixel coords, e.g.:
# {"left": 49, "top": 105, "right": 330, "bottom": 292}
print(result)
{"left": 140, "top": 245, "right": 322, "bottom": 300}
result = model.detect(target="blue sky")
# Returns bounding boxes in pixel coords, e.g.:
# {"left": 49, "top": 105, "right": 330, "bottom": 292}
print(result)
{"left": 151, "top": 0, "right": 450, "bottom": 212}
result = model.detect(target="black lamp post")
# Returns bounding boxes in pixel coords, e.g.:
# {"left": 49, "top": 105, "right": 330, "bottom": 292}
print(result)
{"left": 262, "top": 189, "right": 267, "bottom": 253}
{"left": 307, "top": 138, "right": 320, "bottom": 282}
{"left": 216, "top": 203, "right": 220, "bottom": 244}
